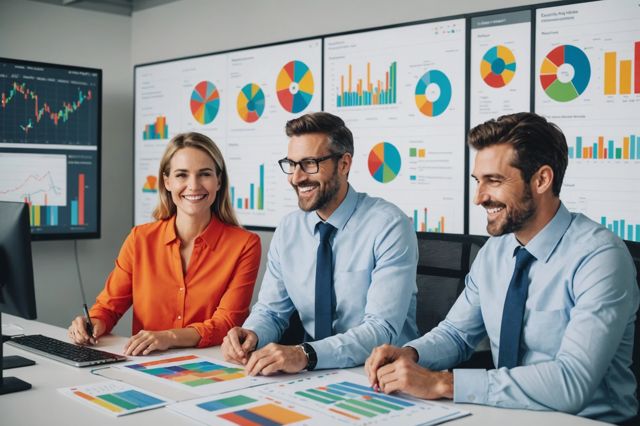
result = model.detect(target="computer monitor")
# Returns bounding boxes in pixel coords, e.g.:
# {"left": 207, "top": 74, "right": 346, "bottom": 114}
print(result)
{"left": 0, "top": 200, "right": 37, "bottom": 395}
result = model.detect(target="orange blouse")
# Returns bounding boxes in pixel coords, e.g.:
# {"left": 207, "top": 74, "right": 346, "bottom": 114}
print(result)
{"left": 89, "top": 216, "right": 261, "bottom": 347}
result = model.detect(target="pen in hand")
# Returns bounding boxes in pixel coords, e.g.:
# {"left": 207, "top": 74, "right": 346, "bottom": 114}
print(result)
{"left": 82, "top": 303, "right": 94, "bottom": 342}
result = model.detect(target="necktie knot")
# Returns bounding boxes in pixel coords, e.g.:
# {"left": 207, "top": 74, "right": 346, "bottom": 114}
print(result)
{"left": 317, "top": 222, "right": 335, "bottom": 243}
{"left": 514, "top": 247, "right": 535, "bottom": 271}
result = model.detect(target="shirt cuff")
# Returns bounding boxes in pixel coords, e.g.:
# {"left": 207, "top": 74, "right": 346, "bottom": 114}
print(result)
{"left": 243, "top": 319, "right": 273, "bottom": 350}
{"left": 307, "top": 339, "right": 334, "bottom": 370}
{"left": 453, "top": 369, "right": 488, "bottom": 405}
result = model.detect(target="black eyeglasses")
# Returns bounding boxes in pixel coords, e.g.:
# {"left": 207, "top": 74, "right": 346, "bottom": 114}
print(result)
{"left": 278, "top": 154, "right": 342, "bottom": 175}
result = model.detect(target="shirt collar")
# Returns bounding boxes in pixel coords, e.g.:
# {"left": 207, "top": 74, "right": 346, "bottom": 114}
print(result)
{"left": 162, "top": 214, "right": 224, "bottom": 251}
{"left": 305, "top": 184, "right": 358, "bottom": 233}
{"left": 510, "top": 202, "right": 572, "bottom": 263}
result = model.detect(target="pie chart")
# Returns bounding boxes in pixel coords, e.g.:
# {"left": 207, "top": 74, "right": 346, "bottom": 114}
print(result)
{"left": 368, "top": 142, "right": 401, "bottom": 183}
{"left": 540, "top": 44, "right": 590, "bottom": 102}
{"left": 481, "top": 45, "right": 516, "bottom": 88}
{"left": 276, "top": 60, "right": 314, "bottom": 113}
{"left": 415, "top": 70, "right": 452, "bottom": 117}
{"left": 237, "top": 83, "right": 265, "bottom": 123}
{"left": 190, "top": 81, "right": 220, "bottom": 125}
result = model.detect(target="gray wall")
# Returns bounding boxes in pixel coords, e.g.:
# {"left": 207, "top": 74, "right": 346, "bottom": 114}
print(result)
{"left": 2, "top": 0, "right": 548, "bottom": 336}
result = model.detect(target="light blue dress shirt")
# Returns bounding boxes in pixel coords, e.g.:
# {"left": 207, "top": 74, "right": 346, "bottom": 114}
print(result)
{"left": 244, "top": 185, "right": 419, "bottom": 369}
{"left": 407, "top": 203, "right": 638, "bottom": 423}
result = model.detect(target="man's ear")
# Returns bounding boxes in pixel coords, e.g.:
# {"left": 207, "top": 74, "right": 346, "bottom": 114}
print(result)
{"left": 532, "top": 165, "right": 554, "bottom": 195}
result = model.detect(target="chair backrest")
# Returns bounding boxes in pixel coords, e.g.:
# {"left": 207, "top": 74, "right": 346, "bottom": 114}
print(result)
{"left": 416, "top": 232, "right": 488, "bottom": 335}
{"left": 624, "top": 240, "right": 640, "bottom": 388}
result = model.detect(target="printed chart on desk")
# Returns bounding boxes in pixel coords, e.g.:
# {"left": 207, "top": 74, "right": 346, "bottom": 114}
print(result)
{"left": 536, "top": 0, "right": 640, "bottom": 242}
{"left": 169, "top": 370, "right": 468, "bottom": 426}
{"left": 134, "top": 39, "right": 322, "bottom": 227}
{"left": 116, "top": 354, "right": 280, "bottom": 396}
{"left": 468, "top": 10, "right": 532, "bottom": 235}
{"left": 324, "top": 19, "right": 466, "bottom": 233}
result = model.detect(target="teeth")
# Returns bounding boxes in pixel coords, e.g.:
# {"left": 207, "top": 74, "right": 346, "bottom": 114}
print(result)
{"left": 298, "top": 186, "right": 316, "bottom": 193}
{"left": 183, "top": 194, "right": 206, "bottom": 201}
{"left": 487, "top": 207, "right": 504, "bottom": 214}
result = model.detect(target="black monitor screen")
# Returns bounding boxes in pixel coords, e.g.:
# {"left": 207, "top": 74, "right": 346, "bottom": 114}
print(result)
{"left": 0, "top": 58, "right": 101, "bottom": 240}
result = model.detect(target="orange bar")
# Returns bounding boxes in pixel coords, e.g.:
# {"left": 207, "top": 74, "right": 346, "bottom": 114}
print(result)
{"left": 385, "top": 71, "right": 389, "bottom": 91}
{"left": 620, "top": 60, "right": 632, "bottom": 94}
{"left": 420, "top": 223, "right": 426, "bottom": 232}
{"left": 598, "top": 136, "right": 604, "bottom": 159}
{"left": 340, "top": 75, "right": 344, "bottom": 97}
{"left": 604, "top": 52, "right": 616, "bottom": 95}
{"left": 441, "top": 216, "right": 445, "bottom": 233}
{"left": 134, "top": 354, "right": 197, "bottom": 368}
{"left": 418, "top": 148, "right": 426, "bottom": 158}
{"left": 589, "top": 147, "right": 593, "bottom": 158}
{"left": 583, "top": 147, "right": 589, "bottom": 158}
{"left": 348, "top": 64, "right": 352, "bottom": 92}
{"left": 624, "top": 136, "right": 630, "bottom": 159}
{"left": 367, "top": 62, "right": 371, "bottom": 91}
{"left": 78, "top": 173, "right": 85, "bottom": 225}
{"left": 44, "top": 193, "right": 48, "bottom": 206}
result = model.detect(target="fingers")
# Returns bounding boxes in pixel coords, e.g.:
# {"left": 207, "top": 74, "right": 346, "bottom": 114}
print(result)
{"left": 245, "top": 348, "right": 280, "bottom": 377}
{"left": 366, "top": 344, "right": 396, "bottom": 389}
{"left": 124, "top": 331, "right": 160, "bottom": 356}
{"left": 222, "top": 328, "right": 257, "bottom": 365}
{"left": 68, "top": 316, "right": 91, "bottom": 345}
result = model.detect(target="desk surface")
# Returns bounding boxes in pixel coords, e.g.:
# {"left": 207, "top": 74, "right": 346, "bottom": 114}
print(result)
{"left": 1, "top": 314, "right": 606, "bottom": 426}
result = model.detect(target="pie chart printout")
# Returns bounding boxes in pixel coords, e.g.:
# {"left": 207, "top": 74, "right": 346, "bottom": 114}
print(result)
{"left": 237, "top": 83, "right": 265, "bottom": 123}
{"left": 415, "top": 70, "right": 452, "bottom": 117}
{"left": 481, "top": 45, "right": 517, "bottom": 88}
{"left": 276, "top": 60, "right": 314, "bottom": 113}
{"left": 368, "top": 142, "right": 401, "bottom": 183}
{"left": 540, "top": 44, "right": 591, "bottom": 102}
{"left": 190, "top": 81, "right": 220, "bottom": 124}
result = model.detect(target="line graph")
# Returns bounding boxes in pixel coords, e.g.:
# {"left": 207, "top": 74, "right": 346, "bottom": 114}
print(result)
{"left": 0, "top": 152, "right": 67, "bottom": 205}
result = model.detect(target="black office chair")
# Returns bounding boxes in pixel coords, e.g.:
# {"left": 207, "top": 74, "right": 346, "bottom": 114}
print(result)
{"left": 416, "top": 232, "right": 492, "bottom": 369}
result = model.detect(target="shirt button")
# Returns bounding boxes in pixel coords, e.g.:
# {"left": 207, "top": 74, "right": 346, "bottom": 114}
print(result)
{"left": 177, "top": 315, "right": 182, "bottom": 320}
{"left": 179, "top": 287, "right": 184, "bottom": 291}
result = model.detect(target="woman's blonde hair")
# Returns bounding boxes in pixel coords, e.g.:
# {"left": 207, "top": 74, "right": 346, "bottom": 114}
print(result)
{"left": 152, "top": 132, "right": 239, "bottom": 226}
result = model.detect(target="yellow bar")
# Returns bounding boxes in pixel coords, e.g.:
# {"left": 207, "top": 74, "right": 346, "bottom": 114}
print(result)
{"left": 251, "top": 404, "right": 310, "bottom": 423}
{"left": 598, "top": 136, "right": 604, "bottom": 159}
{"left": 620, "top": 60, "right": 632, "bottom": 94}
{"left": 624, "top": 136, "right": 630, "bottom": 159}
{"left": 348, "top": 65, "right": 352, "bottom": 92}
{"left": 367, "top": 62, "right": 371, "bottom": 91}
{"left": 418, "top": 149, "right": 425, "bottom": 158}
{"left": 604, "top": 52, "right": 616, "bottom": 95}
{"left": 33, "top": 205, "right": 40, "bottom": 227}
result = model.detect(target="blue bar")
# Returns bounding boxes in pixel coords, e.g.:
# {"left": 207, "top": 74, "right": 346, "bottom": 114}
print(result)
{"left": 250, "top": 184, "right": 255, "bottom": 209}
{"left": 631, "top": 135, "right": 636, "bottom": 160}
{"left": 621, "top": 220, "right": 626, "bottom": 239}
{"left": 115, "top": 390, "right": 163, "bottom": 408}
{"left": 260, "top": 164, "right": 264, "bottom": 208}
{"left": 71, "top": 200, "right": 78, "bottom": 225}
{"left": 628, "top": 225, "right": 634, "bottom": 241}
{"left": 576, "top": 137, "right": 582, "bottom": 159}
{"left": 410, "top": 175, "right": 416, "bottom": 181}
{"left": 232, "top": 410, "right": 280, "bottom": 426}
{"left": 413, "top": 209, "right": 418, "bottom": 232}
{"left": 592, "top": 143, "right": 598, "bottom": 158}
{"left": 328, "top": 382, "right": 414, "bottom": 407}
{"left": 230, "top": 187, "right": 235, "bottom": 205}
{"left": 237, "top": 199, "right": 242, "bottom": 209}
{"left": 613, "top": 220, "right": 619, "bottom": 236}
{"left": 636, "top": 225, "right": 640, "bottom": 242}
{"left": 568, "top": 147, "right": 574, "bottom": 159}
{"left": 601, "top": 216, "right": 606, "bottom": 226}
{"left": 608, "top": 224, "right": 613, "bottom": 232}
{"left": 608, "top": 140, "right": 614, "bottom": 159}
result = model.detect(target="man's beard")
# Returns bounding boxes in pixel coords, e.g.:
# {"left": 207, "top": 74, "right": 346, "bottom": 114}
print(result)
{"left": 486, "top": 185, "right": 536, "bottom": 236}
{"left": 295, "top": 168, "right": 341, "bottom": 212}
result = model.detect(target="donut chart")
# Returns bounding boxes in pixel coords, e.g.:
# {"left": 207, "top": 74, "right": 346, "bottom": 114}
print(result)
{"left": 276, "top": 60, "right": 314, "bottom": 113}
{"left": 415, "top": 70, "right": 452, "bottom": 117}
{"left": 540, "top": 44, "right": 591, "bottom": 102}
{"left": 190, "top": 81, "right": 220, "bottom": 125}
{"left": 237, "top": 83, "right": 265, "bottom": 123}
{"left": 481, "top": 45, "right": 516, "bottom": 88}
{"left": 368, "top": 142, "right": 401, "bottom": 183}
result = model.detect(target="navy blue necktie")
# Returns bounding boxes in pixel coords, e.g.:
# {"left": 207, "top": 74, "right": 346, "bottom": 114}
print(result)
{"left": 315, "top": 222, "right": 336, "bottom": 340}
{"left": 498, "top": 247, "right": 536, "bottom": 369}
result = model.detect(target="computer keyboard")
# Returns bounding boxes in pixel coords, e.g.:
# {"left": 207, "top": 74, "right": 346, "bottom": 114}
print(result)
{"left": 7, "top": 334, "right": 127, "bottom": 367}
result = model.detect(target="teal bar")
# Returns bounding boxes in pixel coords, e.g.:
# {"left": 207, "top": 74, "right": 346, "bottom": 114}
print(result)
{"left": 237, "top": 199, "right": 242, "bottom": 209}
{"left": 568, "top": 147, "right": 574, "bottom": 159}
{"left": 631, "top": 135, "right": 636, "bottom": 159}
{"left": 593, "top": 143, "right": 598, "bottom": 158}
{"left": 616, "top": 147, "right": 622, "bottom": 159}
{"left": 250, "top": 184, "right": 254, "bottom": 209}
{"left": 621, "top": 220, "right": 626, "bottom": 239}
{"left": 601, "top": 216, "right": 607, "bottom": 226}
{"left": 230, "top": 187, "right": 235, "bottom": 206}
{"left": 613, "top": 220, "right": 619, "bottom": 236}
{"left": 413, "top": 209, "right": 418, "bottom": 232}
{"left": 609, "top": 140, "right": 614, "bottom": 159}
{"left": 636, "top": 225, "right": 640, "bottom": 242}
{"left": 576, "top": 137, "right": 582, "bottom": 159}
{"left": 608, "top": 224, "right": 613, "bottom": 232}
{"left": 628, "top": 225, "right": 633, "bottom": 241}
{"left": 71, "top": 200, "right": 78, "bottom": 225}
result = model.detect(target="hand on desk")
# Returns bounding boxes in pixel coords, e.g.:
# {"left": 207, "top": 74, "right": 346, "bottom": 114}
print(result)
{"left": 68, "top": 316, "right": 106, "bottom": 345}
{"left": 243, "top": 343, "right": 307, "bottom": 376}
{"left": 365, "top": 344, "right": 453, "bottom": 400}
{"left": 124, "top": 328, "right": 201, "bottom": 356}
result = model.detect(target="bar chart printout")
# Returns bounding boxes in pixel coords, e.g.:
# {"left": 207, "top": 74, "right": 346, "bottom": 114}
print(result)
{"left": 231, "top": 164, "right": 265, "bottom": 210}
{"left": 259, "top": 370, "right": 470, "bottom": 425}
{"left": 58, "top": 381, "right": 170, "bottom": 417}
{"left": 117, "top": 354, "right": 278, "bottom": 395}
{"left": 337, "top": 62, "right": 397, "bottom": 107}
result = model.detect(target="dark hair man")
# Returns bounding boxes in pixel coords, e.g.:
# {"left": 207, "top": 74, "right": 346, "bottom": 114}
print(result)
{"left": 365, "top": 112, "right": 638, "bottom": 424}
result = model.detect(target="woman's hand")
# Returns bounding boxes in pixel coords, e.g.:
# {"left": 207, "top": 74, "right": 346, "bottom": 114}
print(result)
{"left": 68, "top": 316, "right": 106, "bottom": 345}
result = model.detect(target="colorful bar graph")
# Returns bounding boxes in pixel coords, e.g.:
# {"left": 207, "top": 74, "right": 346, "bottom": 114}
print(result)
{"left": 72, "top": 389, "right": 164, "bottom": 413}
{"left": 218, "top": 404, "right": 310, "bottom": 425}
{"left": 126, "top": 357, "right": 246, "bottom": 387}
{"left": 568, "top": 135, "right": 639, "bottom": 160}
{"left": 70, "top": 173, "right": 86, "bottom": 226}
{"left": 143, "top": 115, "right": 169, "bottom": 140}
{"left": 601, "top": 216, "right": 640, "bottom": 242}
{"left": 337, "top": 62, "right": 397, "bottom": 107}
{"left": 412, "top": 208, "right": 446, "bottom": 233}
{"left": 231, "top": 164, "right": 265, "bottom": 211}
{"left": 603, "top": 41, "right": 640, "bottom": 95}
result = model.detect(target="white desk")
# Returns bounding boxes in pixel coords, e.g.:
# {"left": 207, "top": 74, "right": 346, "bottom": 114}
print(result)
{"left": 1, "top": 314, "right": 607, "bottom": 425}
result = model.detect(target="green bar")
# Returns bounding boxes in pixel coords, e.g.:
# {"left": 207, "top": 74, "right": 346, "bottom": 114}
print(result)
{"left": 99, "top": 394, "right": 138, "bottom": 410}
{"left": 336, "top": 402, "right": 377, "bottom": 418}
{"left": 363, "top": 397, "right": 403, "bottom": 411}
{"left": 258, "top": 187, "right": 263, "bottom": 210}
{"left": 186, "top": 378, "right": 214, "bottom": 387}
{"left": 307, "top": 388, "right": 343, "bottom": 402}
{"left": 409, "top": 148, "right": 417, "bottom": 157}
{"left": 218, "top": 395, "right": 257, "bottom": 407}
{"left": 616, "top": 147, "right": 622, "bottom": 159}
{"left": 295, "top": 391, "right": 334, "bottom": 404}
{"left": 347, "top": 399, "right": 390, "bottom": 414}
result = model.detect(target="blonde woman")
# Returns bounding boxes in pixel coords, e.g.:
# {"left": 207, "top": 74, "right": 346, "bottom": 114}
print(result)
{"left": 68, "top": 132, "right": 261, "bottom": 355}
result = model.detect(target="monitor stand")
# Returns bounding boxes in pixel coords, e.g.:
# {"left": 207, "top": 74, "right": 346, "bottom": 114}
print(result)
{"left": 0, "top": 315, "right": 32, "bottom": 394}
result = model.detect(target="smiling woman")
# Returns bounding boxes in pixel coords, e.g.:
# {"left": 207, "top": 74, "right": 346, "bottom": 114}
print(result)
{"left": 67, "top": 132, "right": 261, "bottom": 356}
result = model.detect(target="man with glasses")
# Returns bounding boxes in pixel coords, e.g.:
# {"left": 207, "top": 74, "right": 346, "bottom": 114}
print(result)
{"left": 221, "top": 112, "right": 419, "bottom": 375}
